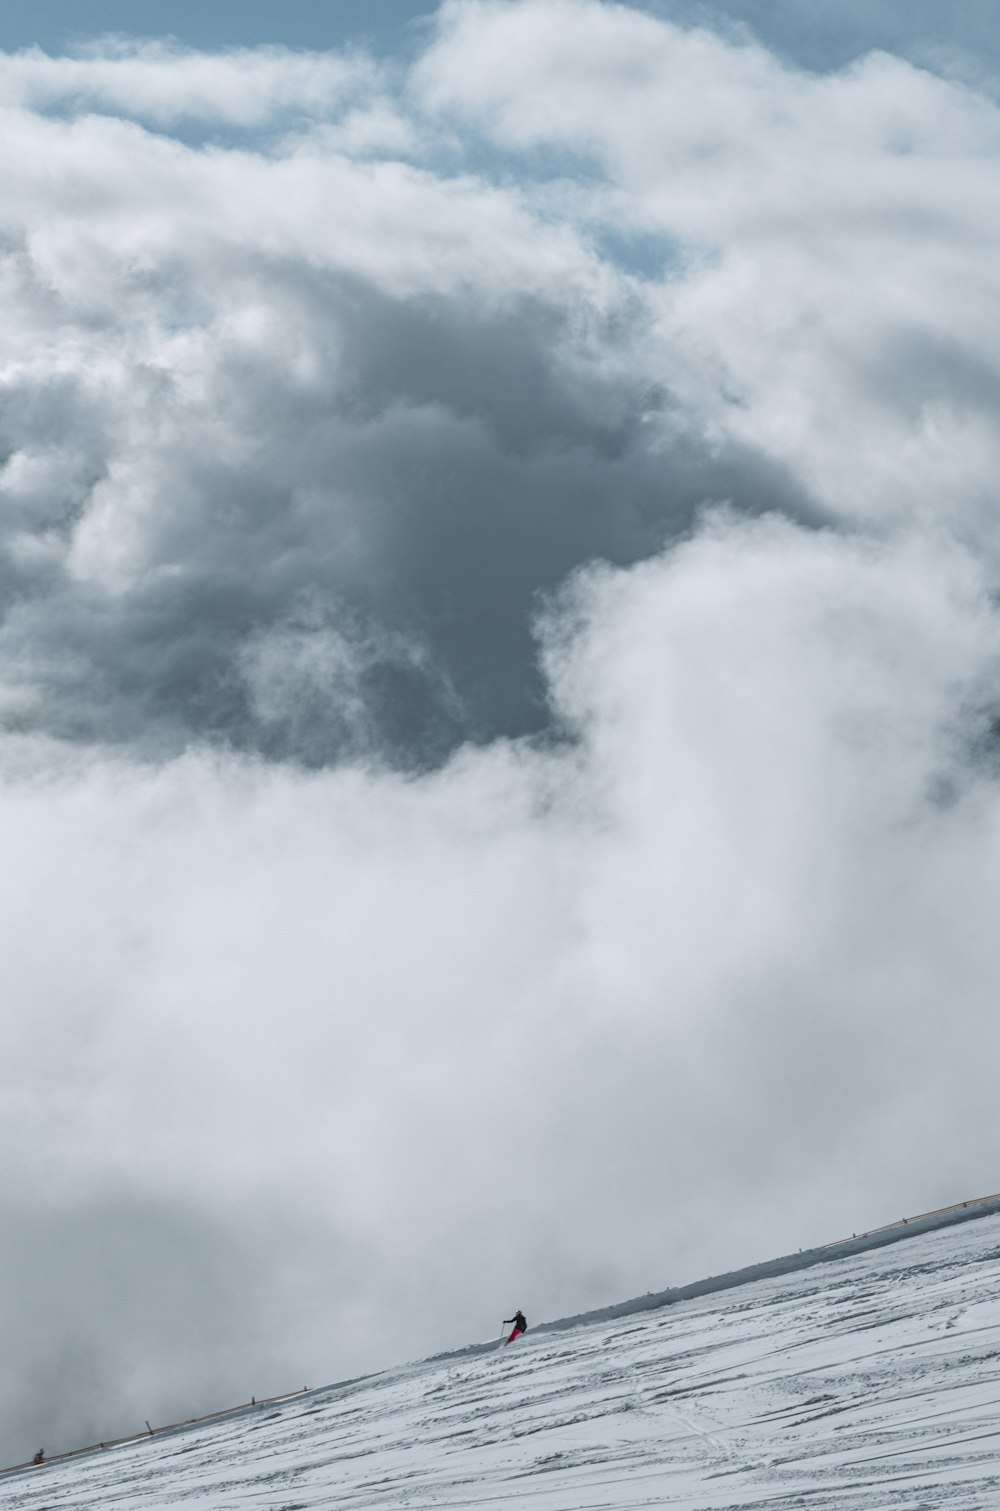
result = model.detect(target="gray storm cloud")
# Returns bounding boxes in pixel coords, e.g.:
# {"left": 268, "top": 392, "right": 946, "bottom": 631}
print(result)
{"left": 0, "top": 4, "right": 997, "bottom": 766}
{"left": 1, "top": 0, "right": 1000, "bottom": 1469}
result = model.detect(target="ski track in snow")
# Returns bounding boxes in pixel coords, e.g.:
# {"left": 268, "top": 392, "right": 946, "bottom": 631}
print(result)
{"left": 9, "top": 1216, "right": 1000, "bottom": 1509}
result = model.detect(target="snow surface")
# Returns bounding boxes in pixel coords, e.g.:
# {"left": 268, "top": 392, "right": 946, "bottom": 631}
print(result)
{"left": 9, "top": 1212, "right": 1000, "bottom": 1509}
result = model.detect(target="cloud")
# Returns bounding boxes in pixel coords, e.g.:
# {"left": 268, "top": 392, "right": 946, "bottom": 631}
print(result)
{"left": 0, "top": 61, "right": 818, "bottom": 764}
{"left": 0, "top": 2, "right": 996, "bottom": 773}
{"left": 1, "top": 0, "right": 1000, "bottom": 1467}
{"left": 418, "top": 1, "right": 1000, "bottom": 534}
{"left": 0, "top": 39, "right": 381, "bottom": 127}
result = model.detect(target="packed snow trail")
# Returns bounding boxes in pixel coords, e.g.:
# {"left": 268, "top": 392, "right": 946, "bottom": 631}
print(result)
{"left": 9, "top": 1213, "right": 1000, "bottom": 1508}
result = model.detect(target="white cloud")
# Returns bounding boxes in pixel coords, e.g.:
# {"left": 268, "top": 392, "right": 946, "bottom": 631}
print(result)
{"left": 0, "top": 39, "right": 379, "bottom": 126}
{"left": 418, "top": 1, "right": 1000, "bottom": 536}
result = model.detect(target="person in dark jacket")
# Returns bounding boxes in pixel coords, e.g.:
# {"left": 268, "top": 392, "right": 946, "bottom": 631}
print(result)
{"left": 503, "top": 1310, "right": 527, "bottom": 1343}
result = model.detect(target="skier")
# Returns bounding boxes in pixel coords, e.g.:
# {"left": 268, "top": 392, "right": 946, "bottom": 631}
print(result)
{"left": 503, "top": 1309, "right": 527, "bottom": 1343}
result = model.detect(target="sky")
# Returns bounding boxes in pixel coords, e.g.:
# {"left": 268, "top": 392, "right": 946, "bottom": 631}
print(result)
{"left": 1, "top": 0, "right": 1000, "bottom": 1469}
{"left": 3, "top": 1, "right": 1000, "bottom": 76}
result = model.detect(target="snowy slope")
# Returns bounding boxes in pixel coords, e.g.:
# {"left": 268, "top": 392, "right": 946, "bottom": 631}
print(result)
{"left": 8, "top": 1212, "right": 1000, "bottom": 1510}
